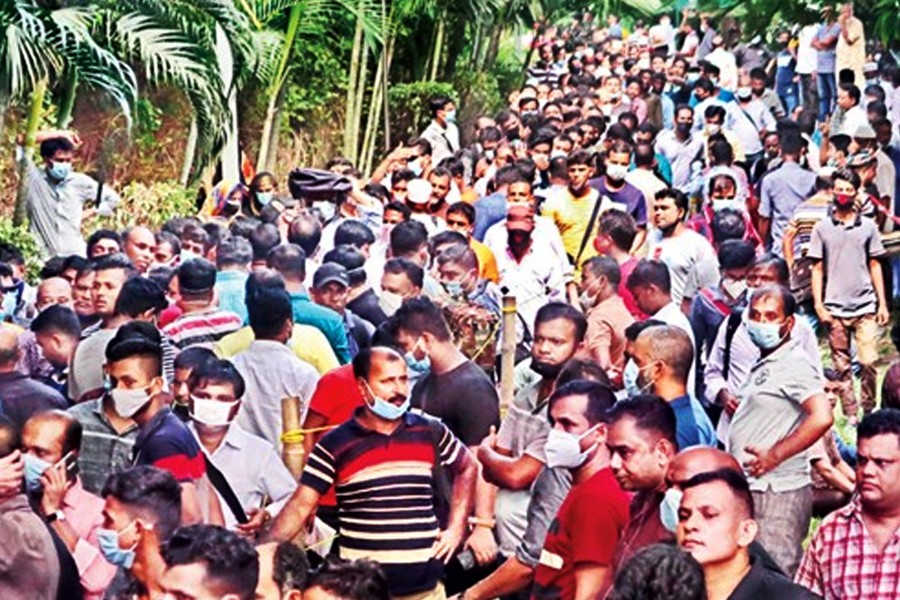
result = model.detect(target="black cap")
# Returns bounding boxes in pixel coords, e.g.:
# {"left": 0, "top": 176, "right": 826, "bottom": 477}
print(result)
{"left": 177, "top": 258, "right": 216, "bottom": 293}
{"left": 313, "top": 263, "right": 349, "bottom": 289}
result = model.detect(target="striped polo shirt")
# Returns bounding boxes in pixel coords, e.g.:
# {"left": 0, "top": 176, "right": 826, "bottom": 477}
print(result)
{"left": 301, "top": 409, "right": 465, "bottom": 596}
{"left": 162, "top": 308, "right": 243, "bottom": 349}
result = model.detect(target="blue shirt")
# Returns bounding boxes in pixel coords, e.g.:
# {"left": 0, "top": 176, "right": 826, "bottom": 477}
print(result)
{"left": 815, "top": 23, "right": 841, "bottom": 74}
{"left": 473, "top": 191, "right": 507, "bottom": 241}
{"left": 215, "top": 270, "right": 249, "bottom": 324}
{"left": 670, "top": 394, "right": 717, "bottom": 450}
{"left": 289, "top": 292, "right": 352, "bottom": 364}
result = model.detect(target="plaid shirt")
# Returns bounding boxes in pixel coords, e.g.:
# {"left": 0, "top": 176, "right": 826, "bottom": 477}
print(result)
{"left": 795, "top": 496, "right": 900, "bottom": 598}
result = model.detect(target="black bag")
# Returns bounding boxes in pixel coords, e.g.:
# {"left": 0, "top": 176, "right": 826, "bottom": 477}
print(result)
{"left": 287, "top": 168, "right": 352, "bottom": 201}
{"left": 204, "top": 455, "right": 249, "bottom": 525}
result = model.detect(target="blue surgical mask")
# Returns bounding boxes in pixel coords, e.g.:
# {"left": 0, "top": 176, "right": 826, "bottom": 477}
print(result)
{"left": 409, "top": 158, "right": 424, "bottom": 177}
{"left": 745, "top": 316, "right": 786, "bottom": 350}
{"left": 365, "top": 383, "right": 410, "bottom": 421}
{"left": 256, "top": 191, "right": 274, "bottom": 206}
{"left": 660, "top": 487, "right": 683, "bottom": 533}
{"left": 96, "top": 522, "right": 138, "bottom": 569}
{"left": 0, "top": 291, "right": 16, "bottom": 320}
{"left": 405, "top": 351, "right": 431, "bottom": 376}
{"left": 443, "top": 280, "right": 464, "bottom": 298}
{"left": 23, "top": 453, "right": 51, "bottom": 492}
{"left": 48, "top": 161, "right": 72, "bottom": 181}
{"left": 180, "top": 249, "right": 200, "bottom": 264}
{"left": 445, "top": 109, "right": 457, "bottom": 123}
{"left": 623, "top": 359, "right": 640, "bottom": 397}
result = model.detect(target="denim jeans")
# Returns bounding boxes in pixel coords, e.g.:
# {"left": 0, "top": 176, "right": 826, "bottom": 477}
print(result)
{"left": 818, "top": 72, "right": 837, "bottom": 120}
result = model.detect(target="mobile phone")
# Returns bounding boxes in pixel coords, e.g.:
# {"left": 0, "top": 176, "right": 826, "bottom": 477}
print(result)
{"left": 58, "top": 451, "right": 79, "bottom": 481}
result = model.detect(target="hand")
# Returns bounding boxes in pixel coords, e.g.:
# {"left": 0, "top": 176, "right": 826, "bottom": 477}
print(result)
{"left": 0, "top": 451, "right": 23, "bottom": 497}
{"left": 480, "top": 425, "right": 498, "bottom": 452}
{"left": 464, "top": 525, "right": 498, "bottom": 566}
{"left": 432, "top": 524, "right": 464, "bottom": 563}
{"left": 35, "top": 129, "right": 81, "bottom": 146}
{"left": 39, "top": 462, "right": 68, "bottom": 516}
{"left": 744, "top": 445, "right": 780, "bottom": 477}
{"left": 236, "top": 508, "right": 270, "bottom": 538}
{"left": 816, "top": 305, "right": 835, "bottom": 327}
{"left": 877, "top": 306, "right": 890, "bottom": 326}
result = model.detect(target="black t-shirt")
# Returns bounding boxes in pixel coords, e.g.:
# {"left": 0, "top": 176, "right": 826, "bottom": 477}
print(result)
{"left": 411, "top": 360, "right": 500, "bottom": 446}
{"left": 347, "top": 288, "right": 387, "bottom": 327}
{"left": 728, "top": 557, "right": 821, "bottom": 600}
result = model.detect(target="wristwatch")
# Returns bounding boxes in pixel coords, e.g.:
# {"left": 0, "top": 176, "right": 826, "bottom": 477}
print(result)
{"left": 45, "top": 510, "right": 66, "bottom": 524}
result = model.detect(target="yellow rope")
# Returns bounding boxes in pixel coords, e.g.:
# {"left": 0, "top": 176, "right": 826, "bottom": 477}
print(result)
{"left": 280, "top": 425, "right": 337, "bottom": 445}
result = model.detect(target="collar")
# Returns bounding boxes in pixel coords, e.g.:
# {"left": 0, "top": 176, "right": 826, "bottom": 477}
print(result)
{"left": 829, "top": 207, "right": 863, "bottom": 228}
{"left": 135, "top": 407, "right": 173, "bottom": 446}
{"left": 670, "top": 394, "right": 692, "bottom": 409}
{"left": 290, "top": 291, "right": 311, "bottom": 302}
{"left": 349, "top": 406, "right": 417, "bottom": 433}
{"left": 188, "top": 421, "right": 244, "bottom": 453}
{"left": 0, "top": 370, "right": 26, "bottom": 381}
{"left": 62, "top": 477, "right": 88, "bottom": 509}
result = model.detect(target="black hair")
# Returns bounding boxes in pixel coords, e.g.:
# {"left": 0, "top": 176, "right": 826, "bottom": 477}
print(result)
{"left": 390, "top": 296, "right": 451, "bottom": 342}
{"left": 681, "top": 468, "right": 755, "bottom": 518}
{"left": 335, "top": 220, "right": 376, "bottom": 249}
{"left": 383, "top": 201, "right": 411, "bottom": 221}
{"left": 429, "top": 94, "right": 453, "bottom": 117}
{"left": 608, "top": 544, "right": 707, "bottom": 600}
{"left": 710, "top": 208, "right": 746, "bottom": 244}
{"left": 91, "top": 252, "right": 137, "bottom": 276}
{"left": 555, "top": 360, "right": 612, "bottom": 387}
{"left": 188, "top": 358, "right": 246, "bottom": 400}
{"left": 39, "top": 137, "right": 75, "bottom": 159}
{"left": 273, "top": 541, "right": 310, "bottom": 594}
{"left": 446, "top": 202, "right": 476, "bottom": 225}
{"left": 656, "top": 188, "right": 689, "bottom": 217}
{"left": 323, "top": 245, "right": 367, "bottom": 287}
{"left": 751, "top": 252, "right": 790, "bottom": 285}
{"left": 859, "top": 409, "right": 900, "bottom": 443}
{"left": 162, "top": 525, "right": 259, "bottom": 600}
{"left": 287, "top": 212, "right": 323, "bottom": 257}
{"left": 105, "top": 321, "right": 163, "bottom": 372}
{"left": 113, "top": 277, "right": 167, "bottom": 318}
{"left": 86, "top": 229, "right": 123, "bottom": 257}
{"left": 583, "top": 255, "right": 622, "bottom": 287}
{"left": 717, "top": 239, "right": 756, "bottom": 271}
{"left": 626, "top": 259, "right": 671, "bottom": 294}
{"left": 249, "top": 224, "right": 281, "bottom": 262}
{"left": 832, "top": 167, "right": 861, "bottom": 190}
{"left": 247, "top": 285, "right": 292, "bottom": 340}
{"left": 607, "top": 394, "right": 678, "bottom": 447}
{"left": 155, "top": 231, "right": 181, "bottom": 256}
{"left": 382, "top": 257, "right": 424, "bottom": 289}
{"left": 352, "top": 346, "right": 405, "bottom": 381}
{"left": 30, "top": 304, "right": 81, "bottom": 339}
{"left": 598, "top": 209, "right": 637, "bottom": 251}
{"left": 216, "top": 236, "right": 253, "bottom": 269}
{"left": 267, "top": 244, "right": 307, "bottom": 281}
{"left": 389, "top": 221, "right": 428, "bottom": 258}
{"left": 749, "top": 283, "right": 796, "bottom": 317}
{"left": 534, "top": 301, "right": 588, "bottom": 343}
{"left": 101, "top": 466, "right": 182, "bottom": 541}
{"left": 307, "top": 556, "right": 390, "bottom": 600}
{"left": 839, "top": 82, "right": 861, "bottom": 106}
{"left": 173, "top": 346, "right": 217, "bottom": 373}
{"left": 548, "top": 380, "right": 616, "bottom": 426}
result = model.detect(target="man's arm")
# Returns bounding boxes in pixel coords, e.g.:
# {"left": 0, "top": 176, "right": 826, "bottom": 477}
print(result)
{"left": 478, "top": 444, "right": 544, "bottom": 490}
{"left": 574, "top": 564, "right": 611, "bottom": 600}
{"left": 744, "top": 393, "right": 833, "bottom": 477}
{"left": 869, "top": 258, "right": 890, "bottom": 325}
{"left": 464, "top": 457, "right": 498, "bottom": 566}
{"left": 264, "top": 484, "right": 322, "bottom": 542}
{"left": 463, "top": 555, "right": 534, "bottom": 600}
{"left": 434, "top": 447, "right": 477, "bottom": 562}
{"left": 811, "top": 260, "right": 833, "bottom": 326}
{"left": 180, "top": 481, "right": 204, "bottom": 525}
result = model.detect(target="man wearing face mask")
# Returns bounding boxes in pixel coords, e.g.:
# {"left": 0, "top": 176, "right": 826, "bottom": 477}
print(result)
{"left": 96, "top": 466, "right": 182, "bottom": 599}
{"left": 630, "top": 325, "right": 715, "bottom": 450}
{"left": 728, "top": 285, "right": 833, "bottom": 577}
{"left": 21, "top": 410, "right": 117, "bottom": 599}
{"left": 589, "top": 141, "right": 649, "bottom": 251}
{"left": 435, "top": 244, "right": 501, "bottom": 314}
{"left": 105, "top": 322, "right": 216, "bottom": 527}
{"left": 530, "top": 380, "right": 626, "bottom": 599}
{"left": 656, "top": 105, "right": 706, "bottom": 191}
{"left": 186, "top": 359, "right": 297, "bottom": 534}
{"left": 18, "top": 130, "right": 121, "bottom": 257}
{"left": 420, "top": 95, "right": 460, "bottom": 165}
{"left": 579, "top": 256, "right": 633, "bottom": 380}
{"left": 265, "top": 346, "right": 477, "bottom": 600}
{"left": 607, "top": 395, "right": 679, "bottom": 573}
{"left": 811, "top": 167, "right": 889, "bottom": 423}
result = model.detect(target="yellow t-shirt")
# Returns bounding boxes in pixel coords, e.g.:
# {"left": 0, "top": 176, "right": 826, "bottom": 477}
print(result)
{"left": 471, "top": 239, "right": 499, "bottom": 283}
{"left": 214, "top": 325, "right": 339, "bottom": 375}
{"left": 541, "top": 187, "right": 602, "bottom": 272}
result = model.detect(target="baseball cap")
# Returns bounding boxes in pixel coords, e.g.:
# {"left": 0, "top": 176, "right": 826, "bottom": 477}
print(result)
{"left": 853, "top": 123, "right": 877, "bottom": 140}
{"left": 177, "top": 258, "right": 217, "bottom": 294}
{"left": 313, "top": 263, "right": 350, "bottom": 289}
{"left": 506, "top": 204, "right": 536, "bottom": 232}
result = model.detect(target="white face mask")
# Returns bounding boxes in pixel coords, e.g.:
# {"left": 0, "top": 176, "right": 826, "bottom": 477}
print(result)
{"left": 379, "top": 291, "right": 403, "bottom": 316}
{"left": 721, "top": 277, "right": 747, "bottom": 301}
{"left": 111, "top": 385, "right": 153, "bottom": 418}
{"left": 544, "top": 425, "right": 600, "bottom": 469}
{"left": 606, "top": 163, "right": 629, "bottom": 181}
{"left": 190, "top": 395, "right": 238, "bottom": 428}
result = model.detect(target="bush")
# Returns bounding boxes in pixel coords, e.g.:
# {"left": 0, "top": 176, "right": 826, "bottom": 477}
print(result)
{"left": 0, "top": 221, "right": 42, "bottom": 283}
{"left": 388, "top": 81, "right": 456, "bottom": 143}
{"left": 83, "top": 180, "right": 197, "bottom": 236}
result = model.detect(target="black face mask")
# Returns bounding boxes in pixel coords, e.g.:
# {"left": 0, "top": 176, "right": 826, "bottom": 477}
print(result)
{"left": 676, "top": 122, "right": 692, "bottom": 136}
{"left": 508, "top": 230, "right": 531, "bottom": 249}
{"left": 752, "top": 88, "right": 764, "bottom": 97}
{"left": 531, "top": 359, "right": 563, "bottom": 380}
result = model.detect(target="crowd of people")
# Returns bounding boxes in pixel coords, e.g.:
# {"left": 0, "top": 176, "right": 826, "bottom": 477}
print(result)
{"left": 3, "top": 4, "right": 900, "bottom": 599}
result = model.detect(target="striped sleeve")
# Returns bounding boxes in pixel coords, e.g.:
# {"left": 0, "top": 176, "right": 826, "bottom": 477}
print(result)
{"left": 300, "top": 441, "right": 336, "bottom": 494}
{"left": 435, "top": 422, "right": 465, "bottom": 471}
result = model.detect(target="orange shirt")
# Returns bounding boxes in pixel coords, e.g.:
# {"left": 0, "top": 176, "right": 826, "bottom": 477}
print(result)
{"left": 471, "top": 239, "right": 499, "bottom": 283}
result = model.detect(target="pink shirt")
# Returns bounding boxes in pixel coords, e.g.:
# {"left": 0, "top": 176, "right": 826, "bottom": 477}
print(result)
{"left": 62, "top": 478, "right": 117, "bottom": 599}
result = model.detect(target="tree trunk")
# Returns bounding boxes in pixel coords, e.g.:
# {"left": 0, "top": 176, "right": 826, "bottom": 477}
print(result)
{"left": 56, "top": 71, "right": 79, "bottom": 129}
{"left": 181, "top": 116, "right": 198, "bottom": 186}
{"left": 429, "top": 11, "right": 445, "bottom": 82}
{"left": 343, "top": 8, "right": 365, "bottom": 160}
{"left": 349, "top": 39, "right": 369, "bottom": 165}
{"left": 14, "top": 78, "right": 48, "bottom": 226}
{"left": 360, "top": 52, "right": 384, "bottom": 175}
{"left": 257, "top": 4, "right": 301, "bottom": 173}
{"left": 264, "top": 83, "right": 287, "bottom": 173}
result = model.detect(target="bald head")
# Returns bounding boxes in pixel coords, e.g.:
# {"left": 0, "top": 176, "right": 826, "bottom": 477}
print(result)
{"left": 36, "top": 277, "right": 73, "bottom": 311}
{"left": 667, "top": 447, "right": 741, "bottom": 489}
{"left": 635, "top": 325, "right": 694, "bottom": 382}
{"left": 22, "top": 409, "right": 82, "bottom": 464}
{"left": 0, "top": 328, "right": 20, "bottom": 369}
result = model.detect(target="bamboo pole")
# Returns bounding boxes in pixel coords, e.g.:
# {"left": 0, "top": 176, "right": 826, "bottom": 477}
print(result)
{"left": 500, "top": 295, "right": 517, "bottom": 413}
{"left": 281, "top": 396, "right": 304, "bottom": 480}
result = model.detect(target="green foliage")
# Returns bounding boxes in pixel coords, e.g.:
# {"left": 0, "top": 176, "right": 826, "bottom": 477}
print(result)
{"left": 0, "top": 221, "right": 42, "bottom": 283}
{"left": 282, "top": 39, "right": 346, "bottom": 129}
{"left": 388, "top": 81, "right": 455, "bottom": 141}
{"left": 84, "top": 180, "right": 196, "bottom": 234}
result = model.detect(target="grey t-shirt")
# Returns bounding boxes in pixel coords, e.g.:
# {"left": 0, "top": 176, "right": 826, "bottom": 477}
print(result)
{"left": 729, "top": 338, "right": 823, "bottom": 492}
{"left": 411, "top": 360, "right": 500, "bottom": 446}
{"left": 516, "top": 467, "right": 573, "bottom": 569}
{"left": 808, "top": 214, "right": 885, "bottom": 318}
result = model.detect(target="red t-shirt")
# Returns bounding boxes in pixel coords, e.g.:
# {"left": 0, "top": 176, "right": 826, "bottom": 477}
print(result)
{"left": 307, "top": 364, "right": 364, "bottom": 507}
{"left": 618, "top": 257, "right": 648, "bottom": 321}
{"left": 531, "top": 467, "right": 630, "bottom": 600}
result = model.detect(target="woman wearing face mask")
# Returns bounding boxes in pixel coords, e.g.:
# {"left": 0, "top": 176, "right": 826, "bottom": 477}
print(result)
{"left": 245, "top": 171, "right": 279, "bottom": 216}
{"left": 687, "top": 171, "right": 761, "bottom": 249}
